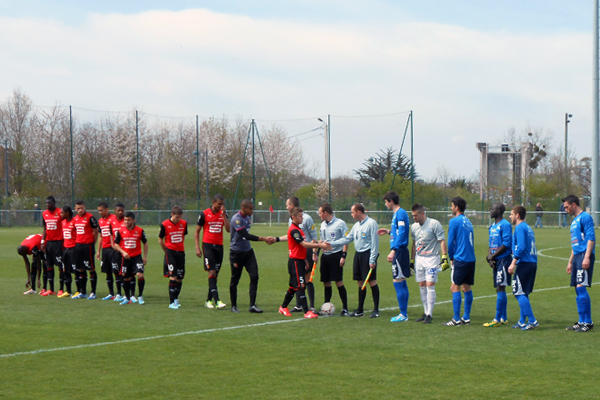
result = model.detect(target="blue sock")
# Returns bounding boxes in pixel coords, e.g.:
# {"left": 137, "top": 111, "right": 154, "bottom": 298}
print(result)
{"left": 575, "top": 289, "right": 584, "bottom": 323}
{"left": 517, "top": 294, "right": 535, "bottom": 322}
{"left": 452, "top": 292, "right": 461, "bottom": 321}
{"left": 498, "top": 291, "right": 507, "bottom": 321}
{"left": 577, "top": 286, "right": 592, "bottom": 324}
{"left": 394, "top": 281, "right": 409, "bottom": 315}
{"left": 463, "top": 290, "right": 473, "bottom": 320}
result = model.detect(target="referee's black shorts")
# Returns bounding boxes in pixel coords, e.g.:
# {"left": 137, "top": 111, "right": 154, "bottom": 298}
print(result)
{"left": 320, "top": 252, "right": 344, "bottom": 283}
{"left": 353, "top": 250, "right": 377, "bottom": 281}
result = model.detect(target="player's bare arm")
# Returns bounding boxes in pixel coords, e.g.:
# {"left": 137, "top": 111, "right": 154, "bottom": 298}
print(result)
{"left": 194, "top": 224, "right": 203, "bottom": 257}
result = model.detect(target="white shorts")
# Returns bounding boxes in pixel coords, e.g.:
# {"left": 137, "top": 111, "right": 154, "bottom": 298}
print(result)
{"left": 415, "top": 255, "right": 439, "bottom": 283}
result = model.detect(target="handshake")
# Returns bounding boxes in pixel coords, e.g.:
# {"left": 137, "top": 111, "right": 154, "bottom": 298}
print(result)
{"left": 264, "top": 237, "right": 277, "bottom": 245}
{"left": 264, "top": 237, "right": 333, "bottom": 251}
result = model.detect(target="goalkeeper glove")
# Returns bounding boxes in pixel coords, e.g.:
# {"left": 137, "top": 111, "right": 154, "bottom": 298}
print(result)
{"left": 440, "top": 255, "right": 450, "bottom": 272}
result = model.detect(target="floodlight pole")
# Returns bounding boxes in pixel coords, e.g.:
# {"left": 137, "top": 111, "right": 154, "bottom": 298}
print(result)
{"left": 205, "top": 149, "right": 209, "bottom": 208}
{"left": 593, "top": 0, "right": 600, "bottom": 223}
{"left": 195, "top": 115, "right": 200, "bottom": 211}
{"left": 410, "top": 111, "right": 414, "bottom": 206}
{"left": 136, "top": 110, "right": 140, "bottom": 213}
{"left": 70, "top": 105, "right": 74, "bottom": 205}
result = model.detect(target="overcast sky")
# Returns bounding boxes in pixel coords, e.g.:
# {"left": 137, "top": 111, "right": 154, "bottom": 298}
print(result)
{"left": 0, "top": 0, "right": 594, "bottom": 180}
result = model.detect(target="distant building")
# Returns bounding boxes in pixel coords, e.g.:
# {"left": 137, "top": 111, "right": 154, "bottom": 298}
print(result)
{"left": 476, "top": 142, "right": 532, "bottom": 203}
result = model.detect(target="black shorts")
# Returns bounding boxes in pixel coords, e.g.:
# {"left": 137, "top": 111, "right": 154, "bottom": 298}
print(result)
{"left": 353, "top": 250, "right": 377, "bottom": 281}
{"left": 451, "top": 260, "right": 476, "bottom": 286}
{"left": 230, "top": 249, "right": 259, "bottom": 284}
{"left": 203, "top": 243, "right": 223, "bottom": 273}
{"left": 111, "top": 248, "right": 122, "bottom": 274}
{"left": 320, "top": 252, "right": 344, "bottom": 283}
{"left": 288, "top": 258, "right": 307, "bottom": 291}
{"left": 62, "top": 247, "right": 76, "bottom": 274}
{"left": 75, "top": 243, "right": 95, "bottom": 271}
{"left": 121, "top": 254, "right": 144, "bottom": 278}
{"left": 306, "top": 248, "right": 314, "bottom": 270}
{"left": 101, "top": 247, "right": 115, "bottom": 273}
{"left": 165, "top": 249, "right": 186, "bottom": 280}
{"left": 512, "top": 262, "right": 537, "bottom": 296}
{"left": 571, "top": 253, "right": 595, "bottom": 287}
{"left": 45, "top": 240, "right": 64, "bottom": 269}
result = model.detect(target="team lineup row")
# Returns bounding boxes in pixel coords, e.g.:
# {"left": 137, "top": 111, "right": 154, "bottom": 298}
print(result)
{"left": 17, "top": 193, "right": 595, "bottom": 330}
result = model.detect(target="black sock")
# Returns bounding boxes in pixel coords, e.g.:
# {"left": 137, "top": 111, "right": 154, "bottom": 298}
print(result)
{"left": 30, "top": 268, "right": 37, "bottom": 291}
{"left": 208, "top": 276, "right": 219, "bottom": 302}
{"left": 169, "top": 280, "right": 177, "bottom": 304}
{"left": 123, "top": 280, "right": 131, "bottom": 300}
{"left": 130, "top": 278, "right": 136, "bottom": 297}
{"left": 358, "top": 287, "right": 366, "bottom": 312}
{"left": 106, "top": 273, "right": 114, "bottom": 296}
{"left": 324, "top": 286, "right": 333, "bottom": 303}
{"left": 282, "top": 289, "right": 295, "bottom": 308}
{"left": 176, "top": 281, "right": 182, "bottom": 300}
{"left": 250, "top": 279, "right": 258, "bottom": 307}
{"left": 115, "top": 275, "right": 123, "bottom": 295}
{"left": 371, "top": 284, "right": 380, "bottom": 311}
{"left": 338, "top": 285, "right": 348, "bottom": 310}
{"left": 59, "top": 271, "right": 64, "bottom": 291}
{"left": 65, "top": 273, "right": 72, "bottom": 294}
{"left": 80, "top": 272, "right": 87, "bottom": 295}
{"left": 230, "top": 281, "right": 238, "bottom": 307}
{"left": 137, "top": 277, "right": 145, "bottom": 297}
{"left": 298, "top": 289, "right": 308, "bottom": 313}
{"left": 306, "top": 281, "right": 315, "bottom": 309}
{"left": 89, "top": 270, "right": 97, "bottom": 294}
{"left": 43, "top": 268, "right": 48, "bottom": 290}
{"left": 47, "top": 267, "right": 54, "bottom": 292}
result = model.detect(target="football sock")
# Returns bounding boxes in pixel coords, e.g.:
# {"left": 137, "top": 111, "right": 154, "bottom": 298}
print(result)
{"left": 130, "top": 278, "right": 136, "bottom": 297}
{"left": 169, "top": 280, "right": 177, "bottom": 304}
{"left": 30, "top": 267, "right": 37, "bottom": 291}
{"left": 463, "top": 290, "right": 473, "bottom": 320}
{"left": 43, "top": 267, "right": 48, "bottom": 290}
{"left": 106, "top": 273, "right": 114, "bottom": 296}
{"left": 115, "top": 275, "right": 123, "bottom": 295}
{"left": 306, "top": 281, "right": 315, "bottom": 309}
{"left": 516, "top": 294, "right": 534, "bottom": 322}
{"left": 395, "top": 281, "right": 409, "bottom": 316}
{"left": 89, "top": 270, "right": 97, "bottom": 294}
{"left": 371, "top": 284, "right": 380, "bottom": 311}
{"left": 324, "top": 286, "right": 333, "bottom": 303}
{"left": 357, "top": 287, "right": 366, "bottom": 312}
{"left": 208, "top": 276, "right": 219, "bottom": 302}
{"left": 80, "top": 272, "right": 87, "bottom": 295}
{"left": 452, "top": 292, "right": 462, "bottom": 321}
{"left": 176, "top": 281, "right": 182, "bottom": 300}
{"left": 123, "top": 280, "right": 131, "bottom": 300}
{"left": 137, "top": 277, "right": 145, "bottom": 297}
{"left": 497, "top": 291, "right": 507, "bottom": 321}
{"left": 575, "top": 288, "right": 584, "bottom": 323}
{"left": 47, "top": 267, "right": 54, "bottom": 292}
{"left": 65, "top": 273, "right": 72, "bottom": 294}
{"left": 338, "top": 285, "right": 348, "bottom": 310}
{"left": 426, "top": 286, "right": 436, "bottom": 317}
{"left": 298, "top": 289, "right": 309, "bottom": 313}
{"left": 282, "top": 289, "right": 295, "bottom": 308}
{"left": 420, "top": 286, "right": 428, "bottom": 315}
{"left": 250, "top": 277, "right": 258, "bottom": 306}
{"left": 230, "top": 281, "right": 238, "bottom": 307}
{"left": 577, "top": 286, "right": 591, "bottom": 324}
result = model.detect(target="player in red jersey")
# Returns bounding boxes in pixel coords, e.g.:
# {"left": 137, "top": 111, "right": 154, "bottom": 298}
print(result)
{"left": 196, "top": 194, "right": 231, "bottom": 309}
{"left": 110, "top": 203, "right": 126, "bottom": 301}
{"left": 97, "top": 201, "right": 119, "bottom": 300}
{"left": 278, "top": 207, "right": 331, "bottom": 318}
{"left": 72, "top": 200, "right": 99, "bottom": 299}
{"left": 159, "top": 206, "right": 188, "bottom": 309}
{"left": 59, "top": 205, "right": 76, "bottom": 297}
{"left": 40, "top": 196, "right": 63, "bottom": 296}
{"left": 113, "top": 212, "right": 148, "bottom": 305}
{"left": 18, "top": 234, "right": 44, "bottom": 294}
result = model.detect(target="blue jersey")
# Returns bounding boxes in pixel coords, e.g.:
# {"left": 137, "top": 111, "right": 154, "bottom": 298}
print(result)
{"left": 390, "top": 207, "right": 409, "bottom": 250}
{"left": 447, "top": 214, "right": 476, "bottom": 262}
{"left": 569, "top": 211, "right": 596, "bottom": 255}
{"left": 513, "top": 222, "right": 537, "bottom": 264}
{"left": 489, "top": 219, "right": 512, "bottom": 259}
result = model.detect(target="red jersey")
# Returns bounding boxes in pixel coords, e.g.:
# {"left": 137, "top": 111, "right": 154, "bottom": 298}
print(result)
{"left": 110, "top": 215, "right": 126, "bottom": 239}
{"left": 98, "top": 215, "right": 114, "bottom": 249}
{"left": 159, "top": 218, "right": 188, "bottom": 251}
{"left": 73, "top": 212, "right": 98, "bottom": 245}
{"left": 198, "top": 207, "right": 227, "bottom": 245}
{"left": 288, "top": 223, "right": 306, "bottom": 260}
{"left": 43, "top": 208, "right": 63, "bottom": 241}
{"left": 61, "top": 218, "right": 77, "bottom": 249}
{"left": 114, "top": 225, "right": 147, "bottom": 257}
{"left": 21, "top": 234, "right": 43, "bottom": 254}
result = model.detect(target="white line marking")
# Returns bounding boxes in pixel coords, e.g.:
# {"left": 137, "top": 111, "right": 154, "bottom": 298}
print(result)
{"left": 537, "top": 246, "right": 569, "bottom": 261}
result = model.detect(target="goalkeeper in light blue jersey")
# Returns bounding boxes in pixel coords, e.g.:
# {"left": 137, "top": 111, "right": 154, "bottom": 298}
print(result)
{"left": 377, "top": 191, "right": 411, "bottom": 322}
{"left": 562, "top": 195, "right": 596, "bottom": 332}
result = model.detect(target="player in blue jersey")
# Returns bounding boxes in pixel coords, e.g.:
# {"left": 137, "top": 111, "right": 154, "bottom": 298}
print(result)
{"left": 443, "top": 197, "right": 476, "bottom": 326}
{"left": 562, "top": 195, "right": 596, "bottom": 332}
{"left": 483, "top": 203, "right": 512, "bottom": 327}
{"left": 377, "top": 191, "right": 411, "bottom": 322}
{"left": 508, "top": 205, "right": 539, "bottom": 331}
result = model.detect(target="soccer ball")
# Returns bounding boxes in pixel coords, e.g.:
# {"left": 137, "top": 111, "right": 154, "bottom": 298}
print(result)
{"left": 320, "top": 302, "right": 336, "bottom": 316}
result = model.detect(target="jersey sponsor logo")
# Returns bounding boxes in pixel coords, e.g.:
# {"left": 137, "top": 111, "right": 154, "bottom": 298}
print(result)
{"left": 64, "top": 230, "right": 72, "bottom": 239}
{"left": 76, "top": 225, "right": 85, "bottom": 235}
{"left": 170, "top": 233, "right": 183, "bottom": 243}
{"left": 124, "top": 238, "right": 138, "bottom": 249}
{"left": 208, "top": 224, "right": 222, "bottom": 233}
{"left": 46, "top": 220, "right": 58, "bottom": 230}
{"left": 101, "top": 226, "right": 111, "bottom": 237}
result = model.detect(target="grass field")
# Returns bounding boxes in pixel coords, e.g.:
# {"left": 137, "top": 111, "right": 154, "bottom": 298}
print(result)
{"left": 1, "top": 224, "right": 599, "bottom": 399}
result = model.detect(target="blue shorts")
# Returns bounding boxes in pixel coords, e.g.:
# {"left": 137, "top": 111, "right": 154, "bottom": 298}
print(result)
{"left": 392, "top": 247, "right": 410, "bottom": 280}
{"left": 451, "top": 260, "right": 475, "bottom": 286}
{"left": 512, "top": 262, "right": 537, "bottom": 296}
{"left": 571, "top": 253, "right": 595, "bottom": 287}
{"left": 493, "top": 257, "right": 512, "bottom": 288}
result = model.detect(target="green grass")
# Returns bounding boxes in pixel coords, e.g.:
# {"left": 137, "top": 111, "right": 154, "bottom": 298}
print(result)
{"left": 1, "top": 225, "right": 599, "bottom": 399}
